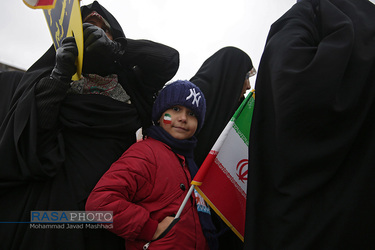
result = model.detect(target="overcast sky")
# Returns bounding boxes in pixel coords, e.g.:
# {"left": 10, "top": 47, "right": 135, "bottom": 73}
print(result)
{"left": 1, "top": 0, "right": 374, "bottom": 83}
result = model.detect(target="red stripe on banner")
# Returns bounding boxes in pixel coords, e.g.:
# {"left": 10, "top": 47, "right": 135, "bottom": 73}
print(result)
{"left": 37, "top": 0, "right": 55, "bottom": 6}
{"left": 198, "top": 160, "right": 246, "bottom": 238}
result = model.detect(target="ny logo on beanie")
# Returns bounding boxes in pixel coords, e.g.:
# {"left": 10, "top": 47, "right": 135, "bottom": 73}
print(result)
{"left": 186, "top": 88, "right": 202, "bottom": 107}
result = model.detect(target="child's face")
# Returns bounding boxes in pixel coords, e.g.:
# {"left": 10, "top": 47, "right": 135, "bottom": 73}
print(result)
{"left": 159, "top": 105, "right": 198, "bottom": 140}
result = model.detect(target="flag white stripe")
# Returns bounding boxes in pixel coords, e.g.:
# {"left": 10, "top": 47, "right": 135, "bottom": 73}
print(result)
{"left": 216, "top": 127, "right": 248, "bottom": 194}
{"left": 25, "top": 0, "right": 39, "bottom": 5}
{"left": 210, "top": 121, "right": 234, "bottom": 152}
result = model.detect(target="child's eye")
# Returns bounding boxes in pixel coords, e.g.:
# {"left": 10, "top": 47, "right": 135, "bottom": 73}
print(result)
{"left": 189, "top": 112, "right": 196, "bottom": 117}
{"left": 172, "top": 107, "right": 180, "bottom": 112}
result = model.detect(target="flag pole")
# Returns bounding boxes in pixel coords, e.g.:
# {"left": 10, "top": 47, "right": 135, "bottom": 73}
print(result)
{"left": 145, "top": 188, "right": 193, "bottom": 249}
{"left": 175, "top": 184, "right": 195, "bottom": 219}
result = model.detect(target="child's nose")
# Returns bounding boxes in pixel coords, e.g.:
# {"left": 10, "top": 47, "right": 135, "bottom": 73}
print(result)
{"left": 179, "top": 112, "right": 187, "bottom": 122}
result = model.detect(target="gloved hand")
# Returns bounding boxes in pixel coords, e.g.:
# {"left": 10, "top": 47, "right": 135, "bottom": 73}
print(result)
{"left": 83, "top": 23, "right": 125, "bottom": 60}
{"left": 51, "top": 36, "right": 78, "bottom": 83}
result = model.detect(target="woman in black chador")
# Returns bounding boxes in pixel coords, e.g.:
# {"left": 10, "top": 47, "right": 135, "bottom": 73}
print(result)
{"left": 0, "top": 1, "right": 179, "bottom": 249}
{"left": 244, "top": 0, "right": 375, "bottom": 249}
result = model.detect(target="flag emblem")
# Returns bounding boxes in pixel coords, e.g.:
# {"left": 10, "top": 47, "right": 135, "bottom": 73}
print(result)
{"left": 236, "top": 159, "right": 248, "bottom": 183}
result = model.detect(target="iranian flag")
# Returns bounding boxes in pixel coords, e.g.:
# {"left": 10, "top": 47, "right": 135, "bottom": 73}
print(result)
{"left": 23, "top": 0, "right": 56, "bottom": 9}
{"left": 191, "top": 91, "right": 255, "bottom": 241}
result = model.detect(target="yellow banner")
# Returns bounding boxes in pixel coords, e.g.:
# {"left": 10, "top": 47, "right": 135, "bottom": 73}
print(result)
{"left": 42, "top": 0, "right": 83, "bottom": 80}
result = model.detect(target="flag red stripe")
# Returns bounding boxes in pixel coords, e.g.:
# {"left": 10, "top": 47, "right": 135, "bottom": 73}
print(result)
{"left": 191, "top": 151, "right": 218, "bottom": 185}
{"left": 198, "top": 160, "right": 246, "bottom": 238}
{"left": 37, "top": 0, "right": 55, "bottom": 6}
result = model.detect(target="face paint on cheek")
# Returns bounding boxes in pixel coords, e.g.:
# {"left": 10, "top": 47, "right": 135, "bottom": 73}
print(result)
{"left": 163, "top": 113, "right": 172, "bottom": 124}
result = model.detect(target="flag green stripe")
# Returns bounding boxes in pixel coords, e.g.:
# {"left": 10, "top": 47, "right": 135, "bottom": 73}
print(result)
{"left": 231, "top": 92, "right": 255, "bottom": 146}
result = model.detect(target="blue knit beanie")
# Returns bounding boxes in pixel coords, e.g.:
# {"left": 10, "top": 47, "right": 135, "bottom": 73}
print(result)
{"left": 152, "top": 80, "right": 206, "bottom": 133}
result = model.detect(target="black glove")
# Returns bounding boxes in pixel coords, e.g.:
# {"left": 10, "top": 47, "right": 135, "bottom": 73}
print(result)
{"left": 51, "top": 36, "right": 78, "bottom": 83}
{"left": 83, "top": 23, "right": 125, "bottom": 60}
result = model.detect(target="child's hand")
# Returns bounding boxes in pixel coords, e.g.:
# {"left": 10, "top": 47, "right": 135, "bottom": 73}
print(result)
{"left": 152, "top": 216, "right": 174, "bottom": 240}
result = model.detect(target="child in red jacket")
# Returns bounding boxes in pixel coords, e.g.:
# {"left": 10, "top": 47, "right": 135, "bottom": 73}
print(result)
{"left": 86, "top": 80, "right": 217, "bottom": 249}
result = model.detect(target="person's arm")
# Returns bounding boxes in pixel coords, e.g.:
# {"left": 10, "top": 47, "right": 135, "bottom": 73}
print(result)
{"left": 120, "top": 38, "right": 179, "bottom": 92}
{"left": 35, "top": 36, "right": 78, "bottom": 129}
{"left": 85, "top": 143, "right": 159, "bottom": 242}
{"left": 34, "top": 77, "right": 70, "bottom": 129}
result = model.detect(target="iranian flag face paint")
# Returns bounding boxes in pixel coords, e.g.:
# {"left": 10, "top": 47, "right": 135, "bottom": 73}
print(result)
{"left": 163, "top": 113, "right": 172, "bottom": 124}
{"left": 159, "top": 106, "right": 198, "bottom": 140}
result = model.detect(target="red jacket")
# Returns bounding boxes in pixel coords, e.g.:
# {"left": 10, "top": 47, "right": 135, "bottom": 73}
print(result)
{"left": 86, "top": 137, "right": 209, "bottom": 250}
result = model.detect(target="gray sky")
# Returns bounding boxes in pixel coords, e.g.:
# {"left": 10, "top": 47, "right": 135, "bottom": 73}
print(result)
{"left": 1, "top": 0, "right": 374, "bottom": 82}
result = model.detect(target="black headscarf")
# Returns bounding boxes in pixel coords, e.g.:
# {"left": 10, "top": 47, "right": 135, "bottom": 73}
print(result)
{"left": 81, "top": 1, "right": 128, "bottom": 76}
{"left": 81, "top": 1, "right": 126, "bottom": 42}
{"left": 245, "top": 0, "right": 375, "bottom": 249}
{"left": 190, "top": 46, "right": 253, "bottom": 168}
